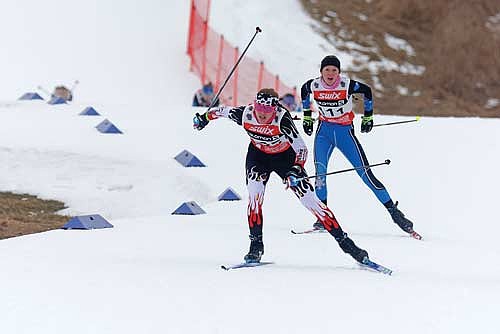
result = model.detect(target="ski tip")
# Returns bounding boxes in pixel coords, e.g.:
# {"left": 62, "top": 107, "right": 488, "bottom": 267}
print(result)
{"left": 410, "top": 231, "right": 423, "bottom": 240}
{"left": 361, "top": 257, "right": 393, "bottom": 276}
{"left": 221, "top": 265, "right": 229, "bottom": 271}
{"left": 291, "top": 230, "right": 297, "bottom": 234}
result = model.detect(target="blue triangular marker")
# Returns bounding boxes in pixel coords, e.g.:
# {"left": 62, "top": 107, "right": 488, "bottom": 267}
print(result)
{"left": 18, "top": 92, "right": 44, "bottom": 100}
{"left": 62, "top": 214, "right": 113, "bottom": 230}
{"left": 174, "top": 150, "right": 206, "bottom": 167}
{"left": 172, "top": 201, "right": 206, "bottom": 215}
{"left": 48, "top": 96, "right": 67, "bottom": 105}
{"left": 96, "top": 119, "right": 123, "bottom": 134}
{"left": 79, "top": 106, "right": 100, "bottom": 116}
{"left": 218, "top": 187, "right": 241, "bottom": 201}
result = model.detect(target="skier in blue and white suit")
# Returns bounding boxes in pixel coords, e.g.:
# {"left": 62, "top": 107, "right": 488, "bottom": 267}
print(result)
{"left": 300, "top": 55, "right": 416, "bottom": 235}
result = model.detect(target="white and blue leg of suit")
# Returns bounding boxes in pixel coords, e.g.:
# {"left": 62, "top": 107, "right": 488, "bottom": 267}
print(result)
{"left": 313, "top": 122, "right": 392, "bottom": 205}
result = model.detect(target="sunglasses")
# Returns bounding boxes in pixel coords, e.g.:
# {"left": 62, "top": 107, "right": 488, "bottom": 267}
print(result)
{"left": 254, "top": 101, "right": 276, "bottom": 113}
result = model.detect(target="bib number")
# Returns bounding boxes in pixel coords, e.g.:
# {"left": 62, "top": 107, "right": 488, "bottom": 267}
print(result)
{"left": 322, "top": 107, "right": 344, "bottom": 117}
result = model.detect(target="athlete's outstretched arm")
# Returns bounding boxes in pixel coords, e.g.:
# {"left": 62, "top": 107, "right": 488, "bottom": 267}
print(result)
{"left": 206, "top": 105, "right": 245, "bottom": 125}
{"left": 193, "top": 105, "right": 245, "bottom": 130}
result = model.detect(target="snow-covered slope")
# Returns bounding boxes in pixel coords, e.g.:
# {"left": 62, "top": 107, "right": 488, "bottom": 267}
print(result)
{"left": 1, "top": 1, "right": 499, "bottom": 334}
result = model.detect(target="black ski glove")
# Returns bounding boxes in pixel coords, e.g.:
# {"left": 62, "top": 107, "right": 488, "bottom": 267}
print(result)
{"left": 361, "top": 115, "right": 373, "bottom": 133}
{"left": 193, "top": 112, "right": 209, "bottom": 131}
{"left": 302, "top": 109, "right": 313, "bottom": 136}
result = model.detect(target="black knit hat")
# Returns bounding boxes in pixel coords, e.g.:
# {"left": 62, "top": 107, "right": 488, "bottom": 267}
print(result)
{"left": 320, "top": 55, "right": 341, "bottom": 72}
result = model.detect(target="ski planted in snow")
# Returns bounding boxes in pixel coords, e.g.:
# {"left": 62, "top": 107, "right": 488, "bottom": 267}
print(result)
{"left": 221, "top": 261, "right": 274, "bottom": 271}
{"left": 360, "top": 257, "right": 393, "bottom": 275}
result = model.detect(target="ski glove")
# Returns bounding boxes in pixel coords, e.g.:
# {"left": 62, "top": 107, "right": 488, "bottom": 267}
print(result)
{"left": 303, "top": 114, "right": 314, "bottom": 136}
{"left": 193, "top": 112, "right": 209, "bottom": 131}
{"left": 361, "top": 115, "right": 373, "bottom": 133}
{"left": 284, "top": 164, "right": 307, "bottom": 190}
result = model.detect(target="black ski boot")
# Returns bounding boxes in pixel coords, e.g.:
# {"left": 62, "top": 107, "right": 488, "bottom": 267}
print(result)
{"left": 388, "top": 201, "right": 414, "bottom": 233}
{"left": 313, "top": 220, "right": 326, "bottom": 230}
{"left": 337, "top": 233, "right": 368, "bottom": 264}
{"left": 244, "top": 234, "right": 264, "bottom": 263}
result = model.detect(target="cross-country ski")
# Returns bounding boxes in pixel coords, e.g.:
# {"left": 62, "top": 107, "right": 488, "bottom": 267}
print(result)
{"left": 221, "top": 261, "right": 274, "bottom": 271}
{"left": 360, "top": 258, "right": 393, "bottom": 275}
{"left": 292, "top": 227, "right": 423, "bottom": 240}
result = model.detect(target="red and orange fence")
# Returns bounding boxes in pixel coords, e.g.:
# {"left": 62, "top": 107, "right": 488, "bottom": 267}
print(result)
{"left": 186, "top": 0, "right": 296, "bottom": 106}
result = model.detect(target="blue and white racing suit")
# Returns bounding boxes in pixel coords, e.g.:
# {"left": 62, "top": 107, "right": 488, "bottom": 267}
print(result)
{"left": 301, "top": 75, "right": 392, "bottom": 206}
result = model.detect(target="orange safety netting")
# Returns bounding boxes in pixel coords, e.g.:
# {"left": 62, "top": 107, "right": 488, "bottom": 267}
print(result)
{"left": 186, "top": 0, "right": 296, "bottom": 106}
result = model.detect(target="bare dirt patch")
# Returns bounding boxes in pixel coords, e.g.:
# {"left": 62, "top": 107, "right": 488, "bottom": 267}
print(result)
{"left": 0, "top": 192, "right": 70, "bottom": 240}
{"left": 299, "top": 0, "right": 500, "bottom": 118}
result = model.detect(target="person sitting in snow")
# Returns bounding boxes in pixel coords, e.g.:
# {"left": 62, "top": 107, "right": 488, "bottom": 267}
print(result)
{"left": 192, "top": 82, "right": 219, "bottom": 107}
{"left": 279, "top": 92, "right": 299, "bottom": 112}
{"left": 193, "top": 88, "right": 375, "bottom": 265}
{"left": 52, "top": 85, "right": 73, "bottom": 101}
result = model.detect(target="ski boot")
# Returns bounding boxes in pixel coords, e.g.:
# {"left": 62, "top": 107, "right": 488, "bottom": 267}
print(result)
{"left": 244, "top": 234, "right": 264, "bottom": 263}
{"left": 312, "top": 220, "right": 326, "bottom": 231}
{"left": 388, "top": 201, "right": 414, "bottom": 233}
{"left": 337, "top": 233, "right": 368, "bottom": 264}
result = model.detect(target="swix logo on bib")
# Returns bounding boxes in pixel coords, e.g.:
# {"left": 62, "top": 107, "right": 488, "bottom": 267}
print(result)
{"left": 245, "top": 124, "right": 280, "bottom": 136}
{"left": 311, "top": 76, "right": 354, "bottom": 125}
{"left": 242, "top": 106, "right": 290, "bottom": 154}
{"left": 314, "top": 90, "right": 347, "bottom": 101}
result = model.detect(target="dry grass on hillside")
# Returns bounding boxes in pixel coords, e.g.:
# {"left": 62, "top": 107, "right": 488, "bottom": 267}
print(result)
{"left": 378, "top": 0, "right": 500, "bottom": 111}
{"left": 300, "top": 0, "right": 500, "bottom": 117}
{"left": 0, "top": 192, "right": 69, "bottom": 239}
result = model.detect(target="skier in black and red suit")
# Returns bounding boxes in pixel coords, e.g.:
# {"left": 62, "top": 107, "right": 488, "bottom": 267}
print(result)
{"left": 193, "top": 88, "right": 372, "bottom": 265}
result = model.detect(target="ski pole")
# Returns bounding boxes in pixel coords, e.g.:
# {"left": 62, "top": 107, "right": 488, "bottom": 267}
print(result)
{"left": 300, "top": 159, "right": 391, "bottom": 181}
{"left": 373, "top": 116, "right": 420, "bottom": 128}
{"left": 68, "top": 80, "right": 79, "bottom": 101}
{"left": 37, "top": 85, "right": 51, "bottom": 97}
{"left": 70, "top": 80, "right": 79, "bottom": 92}
{"left": 207, "top": 26, "right": 262, "bottom": 110}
